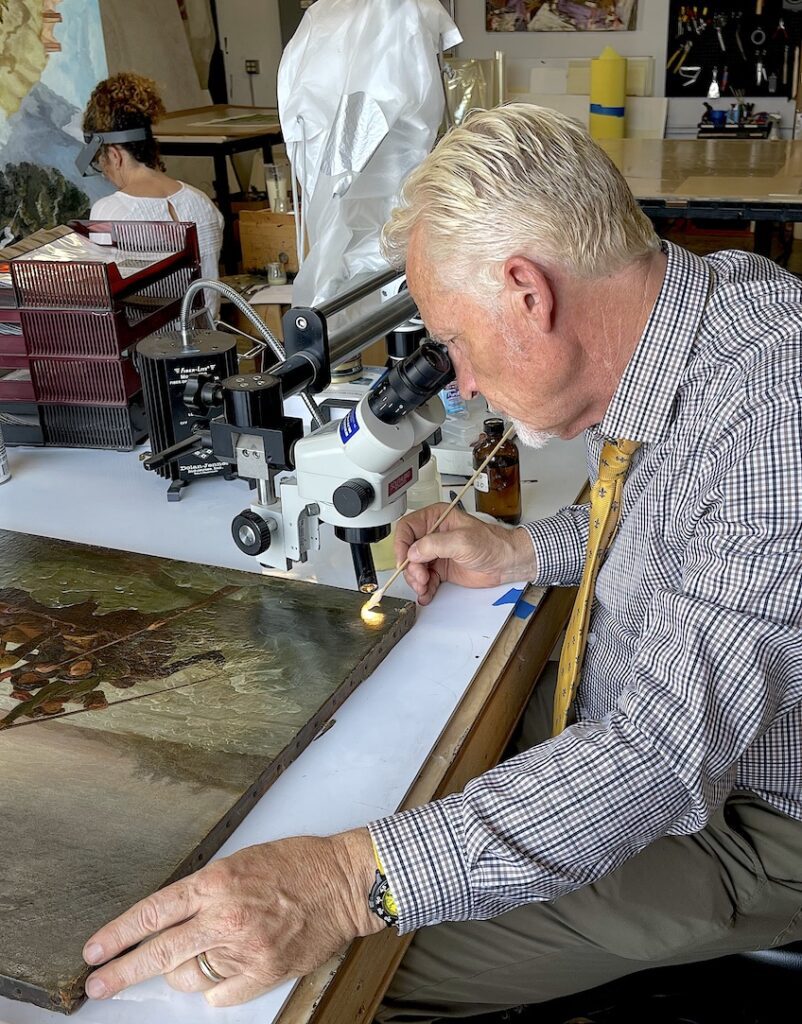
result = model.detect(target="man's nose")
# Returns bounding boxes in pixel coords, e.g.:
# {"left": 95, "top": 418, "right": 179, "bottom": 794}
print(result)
{"left": 455, "top": 368, "right": 478, "bottom": 400}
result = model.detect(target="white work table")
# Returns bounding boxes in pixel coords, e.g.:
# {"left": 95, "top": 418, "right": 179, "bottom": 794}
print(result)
{"left": 0, "top": 435, "right": 587, "bottom": 1024}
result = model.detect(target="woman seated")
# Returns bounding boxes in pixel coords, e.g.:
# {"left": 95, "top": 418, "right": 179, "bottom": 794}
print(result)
{"left": 82, "top": 72, "right": 223, "bottom": 316}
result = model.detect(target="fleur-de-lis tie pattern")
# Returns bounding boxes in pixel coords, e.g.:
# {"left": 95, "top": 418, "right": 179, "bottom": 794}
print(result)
{"left": 552, "top": 438, "right": 641, "bottom": 736}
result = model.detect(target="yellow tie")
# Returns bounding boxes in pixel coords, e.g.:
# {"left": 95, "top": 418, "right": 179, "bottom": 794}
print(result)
{"left": 552, "top": 438, "right": 641, "bottom": 736}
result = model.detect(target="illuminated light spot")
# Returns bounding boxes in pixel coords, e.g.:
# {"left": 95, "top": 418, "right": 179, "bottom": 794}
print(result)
{"left": 360, "top": 602, "right": 385, "bottom": 628}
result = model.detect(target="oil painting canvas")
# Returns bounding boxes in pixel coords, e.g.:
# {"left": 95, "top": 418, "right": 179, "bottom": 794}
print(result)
{"left": 0, "top": 529, "right": 415, "bottom": 1014}
{"left": 487, "top": 0, "right": 637, "bottom": 33}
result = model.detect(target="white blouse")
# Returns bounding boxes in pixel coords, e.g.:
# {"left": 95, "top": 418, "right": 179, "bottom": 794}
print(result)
{"left": 90, "top": 183, "right": 224, "bottom": 317}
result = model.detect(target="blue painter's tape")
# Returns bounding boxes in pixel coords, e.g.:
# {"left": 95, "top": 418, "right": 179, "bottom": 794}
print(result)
{"left": 339, "top": 407, "right": 360, "bottom": 444}
{"left": 513, "top": 599, "right": 537, "bottom": 619}
{"left": 590, "top": 103, "right": 625, "bottom": 118}
{"left": 493, "top": 587, "right": 537, "bottom": 619}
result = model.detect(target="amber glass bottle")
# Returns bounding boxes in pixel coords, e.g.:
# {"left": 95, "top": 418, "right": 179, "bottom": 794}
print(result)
{"left": 472, "top": 418, "right": 521, "bottom": 525}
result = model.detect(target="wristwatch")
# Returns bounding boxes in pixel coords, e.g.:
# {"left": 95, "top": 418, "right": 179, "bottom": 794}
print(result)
{"left": 368, "top": 843, "right": 398, "bottom": 927}
{"left": 368, "top": 868, "right": 398, "bottom": 927}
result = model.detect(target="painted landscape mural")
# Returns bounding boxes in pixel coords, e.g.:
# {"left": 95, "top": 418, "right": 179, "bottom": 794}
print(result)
{"left": 0, "top": 0, "right": 109, "bottom": 242}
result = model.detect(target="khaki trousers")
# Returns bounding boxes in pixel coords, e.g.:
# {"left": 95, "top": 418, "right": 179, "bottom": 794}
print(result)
{"left": 376, "top": 665, "right": 802, "bottom": 1022}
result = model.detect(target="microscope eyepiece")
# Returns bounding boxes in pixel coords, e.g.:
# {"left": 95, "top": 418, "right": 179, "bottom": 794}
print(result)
{"left": 367, "top": 341, "right": 454, "bottom": 424}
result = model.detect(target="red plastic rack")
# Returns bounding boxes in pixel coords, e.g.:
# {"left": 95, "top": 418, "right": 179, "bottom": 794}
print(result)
{"left": 0, "top": 221, "right": 202, "bottom": 446}
{"left": 28, "top": 356, "right": 140, "bottom": 406}
{"left": 11, "top": 220, "right": 201, "bottom": 358}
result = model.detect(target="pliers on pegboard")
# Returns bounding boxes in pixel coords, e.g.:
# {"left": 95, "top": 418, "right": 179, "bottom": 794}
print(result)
{"left": 667, "top": 39, "right": 694, "bottom": 72}
{"left": 773, "top": 18, "right": 789, "bottom": 42}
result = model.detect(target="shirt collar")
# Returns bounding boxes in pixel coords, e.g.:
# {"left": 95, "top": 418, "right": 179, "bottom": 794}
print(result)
{"left": 599, "top": 241, "right": 713, "bottom": 445}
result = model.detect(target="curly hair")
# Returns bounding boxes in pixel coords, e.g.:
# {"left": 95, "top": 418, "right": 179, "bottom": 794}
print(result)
{"left": 83, "top": 72, "right": 167, "bottom": 171}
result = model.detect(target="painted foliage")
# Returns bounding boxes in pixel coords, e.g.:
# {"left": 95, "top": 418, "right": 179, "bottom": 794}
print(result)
{"left": 0, "top": 0, "right": 109, "bottom": 242}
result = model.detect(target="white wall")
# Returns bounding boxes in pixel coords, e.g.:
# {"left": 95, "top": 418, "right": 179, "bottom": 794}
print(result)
{"left": 100, "top": 0, "right": 216, "bottom": 195}
{"left": 453, "top": 0, "right": 670, "bottom": 69}
{"left": 451, "top": 0, "right": 796, "bottom": 138}
{"left": 216, "top": 0, "right": 283, "bottom": 107}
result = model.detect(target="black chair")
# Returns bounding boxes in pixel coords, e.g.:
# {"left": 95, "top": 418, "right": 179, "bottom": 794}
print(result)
{"left": 462, "top": 942, "right": 802, "bottom": 1024}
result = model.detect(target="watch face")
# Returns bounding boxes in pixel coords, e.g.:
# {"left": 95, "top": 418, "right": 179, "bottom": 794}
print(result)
{"left": 382, "top": 885, "right": 398, "bottom": 920}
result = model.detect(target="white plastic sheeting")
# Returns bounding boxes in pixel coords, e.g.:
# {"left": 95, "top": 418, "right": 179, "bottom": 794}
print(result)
{"left": 278, "top": 0, "right": 461, "bottom": 308}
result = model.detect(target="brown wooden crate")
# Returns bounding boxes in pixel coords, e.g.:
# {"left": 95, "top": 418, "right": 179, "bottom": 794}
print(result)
{"left": 239, "top": 210, "right": 300, "bottom": 274}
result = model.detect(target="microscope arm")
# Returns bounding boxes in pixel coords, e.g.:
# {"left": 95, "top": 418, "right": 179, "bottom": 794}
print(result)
{"left": 143, "top": 431, "right": 211, "bottom": 473}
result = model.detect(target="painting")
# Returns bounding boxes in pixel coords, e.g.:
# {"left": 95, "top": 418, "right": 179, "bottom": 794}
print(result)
{"left": 0, "top": 0, "right": 110, "bottom": 243}
{"left": 487, "top": 0, "right": 637, "bottom": 33}
{"left": 0, "top": 529, "right": 415, "bottom": 1013}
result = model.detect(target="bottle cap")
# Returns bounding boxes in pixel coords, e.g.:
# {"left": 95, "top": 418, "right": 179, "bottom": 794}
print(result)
{"left": 483, "top": 417, "right": 504, "bottom": 437}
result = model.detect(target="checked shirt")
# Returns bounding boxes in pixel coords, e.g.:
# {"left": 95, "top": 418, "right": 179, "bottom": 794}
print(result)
{"left": 369, "top": 242, "right": 802, "bottom": 933}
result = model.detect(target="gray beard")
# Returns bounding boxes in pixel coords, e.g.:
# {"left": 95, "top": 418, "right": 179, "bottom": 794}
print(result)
{"left": 487, "top": 402, "right": 555, "bottom": 449}
{"left": 510, "top": 418, "right": 555, "bottom": 450}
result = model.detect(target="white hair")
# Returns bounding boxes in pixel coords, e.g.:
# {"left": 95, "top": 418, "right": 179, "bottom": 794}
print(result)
{"left": 382, "top": 103, "right": 660, "bottom": 298}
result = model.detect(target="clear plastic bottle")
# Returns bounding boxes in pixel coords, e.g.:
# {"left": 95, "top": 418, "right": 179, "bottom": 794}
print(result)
{"left": 473, "top": 418, "right": 521, "bottom": 525}
{"left": 439, "top": 380, "right": 469, "bottom": 419}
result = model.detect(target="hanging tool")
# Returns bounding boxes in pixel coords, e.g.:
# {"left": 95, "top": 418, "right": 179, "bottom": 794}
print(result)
{"left": 755, "top": 52, "right": 767, "bottom": 87}
{"left": 680, "top": 65, "right": 702, "bottom": 86}
{"left": 714, "top": 12, "right": 727, "bottom": 51}
{"left": 721, "top": 65, "right": 729, "bottom": 92}
{"left": 708, "top": 65, "right": 720, "bottom": 98}
{"left": 783, "top": 45, "right": 790, "bottom": 86}
{"left": 774, "top": 18, "right": 789, "bottom": 42}
{"left": 667, "top": 39, "right": 694, "bottom": 72}
{"left": 735, "top": 13, "right": 747, "bottom": 61}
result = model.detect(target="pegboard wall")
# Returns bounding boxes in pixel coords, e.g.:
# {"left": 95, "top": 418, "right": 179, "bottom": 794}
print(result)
{"left": 665, "top": 1, "right": 802, "bottom": 98}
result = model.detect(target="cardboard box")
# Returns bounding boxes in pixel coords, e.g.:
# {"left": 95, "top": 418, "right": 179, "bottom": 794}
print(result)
{"left": 239, "top": 210, "right": 300, "bottom": 274}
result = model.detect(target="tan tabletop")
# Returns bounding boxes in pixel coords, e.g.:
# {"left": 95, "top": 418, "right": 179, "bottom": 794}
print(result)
{"left": 599, "top": 138, "right": 802, "bottom": 206}
{"left": 153, "top": 104, "right": 280, "bottom": 143}
{"left": 153, "top": 105, "right": 282, "bottom": 273}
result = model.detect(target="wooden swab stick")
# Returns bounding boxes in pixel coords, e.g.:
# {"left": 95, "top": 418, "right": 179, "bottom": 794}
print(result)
{"left": 363, "top": 423, "right": 517, "bottom": 610}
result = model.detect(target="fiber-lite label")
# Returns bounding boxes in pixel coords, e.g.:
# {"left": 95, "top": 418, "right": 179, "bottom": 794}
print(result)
{"left": 339, "top": 408, "right": 360, "bottom": 443}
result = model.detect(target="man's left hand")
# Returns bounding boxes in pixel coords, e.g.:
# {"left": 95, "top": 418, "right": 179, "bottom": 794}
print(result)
{"left": 82, "top": 828, "right": 382, "bottom": 1007}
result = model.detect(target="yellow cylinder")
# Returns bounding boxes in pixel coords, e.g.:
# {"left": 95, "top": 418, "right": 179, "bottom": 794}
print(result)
{"left": 589, "top": 46, "right": 626, "bottom": 141}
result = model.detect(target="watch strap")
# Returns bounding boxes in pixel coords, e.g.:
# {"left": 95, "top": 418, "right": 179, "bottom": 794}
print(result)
{"left": 369, "top": 841, "right": 398, "bottom": 927}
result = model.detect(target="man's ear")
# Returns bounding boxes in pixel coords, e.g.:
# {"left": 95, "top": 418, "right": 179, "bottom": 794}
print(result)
{"left": 502, "top": 256, "right": 555, "bottom": 334}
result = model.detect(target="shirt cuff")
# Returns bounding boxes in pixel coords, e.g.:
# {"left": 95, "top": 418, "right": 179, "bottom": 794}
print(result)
{"left": 368, "top": 793, "right": 474, "bottom": 933}
{"left": 521, "top": 505, "right": 590, "bottom": 587}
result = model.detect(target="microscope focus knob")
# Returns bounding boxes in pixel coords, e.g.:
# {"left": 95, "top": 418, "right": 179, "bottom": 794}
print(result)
{"left": 333, "top": 479, "right": 374, "bottom": 518}
{"left": 232, "top": 509, "right": 273, "bottom": 556}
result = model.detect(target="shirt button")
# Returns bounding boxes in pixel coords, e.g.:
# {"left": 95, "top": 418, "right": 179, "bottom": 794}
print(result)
{"left": 586, "top": 633, "right": 596, "bottom": 647}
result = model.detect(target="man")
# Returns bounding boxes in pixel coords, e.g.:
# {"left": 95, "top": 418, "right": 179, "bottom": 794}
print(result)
{"left": 81, "top": 105, "right": 802, "bottom": 1021}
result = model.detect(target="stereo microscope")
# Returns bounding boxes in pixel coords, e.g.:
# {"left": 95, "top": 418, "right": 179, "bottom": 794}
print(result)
{"left": 141, "top": 268, "right": 454, "bottom": 593}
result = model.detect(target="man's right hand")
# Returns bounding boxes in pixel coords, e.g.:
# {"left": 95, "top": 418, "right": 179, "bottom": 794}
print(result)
{"left": 395, "top": 503, "right": 537, "bottom": 606}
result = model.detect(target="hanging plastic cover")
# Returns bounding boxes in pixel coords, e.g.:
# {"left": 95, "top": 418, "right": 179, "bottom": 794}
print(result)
{"left": 277, "top": 0, "right": 461, "bottom": 308}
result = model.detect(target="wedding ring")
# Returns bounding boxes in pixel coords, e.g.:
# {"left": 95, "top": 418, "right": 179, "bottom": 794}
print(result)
{"left": 196, "top": 950, "right": 225, "bottom": 984}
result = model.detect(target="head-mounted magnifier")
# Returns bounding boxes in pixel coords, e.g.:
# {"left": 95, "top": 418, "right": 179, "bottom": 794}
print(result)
{"left": 75, "top": 127, "right": 151, "bottom": 177}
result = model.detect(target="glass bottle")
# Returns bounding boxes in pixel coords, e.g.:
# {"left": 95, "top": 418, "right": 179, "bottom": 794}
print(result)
{"left": 472, "top": 418, "right": 521, "bottom": 525}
